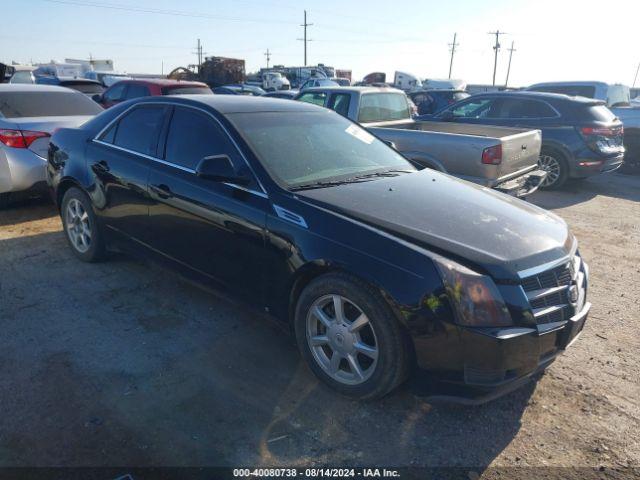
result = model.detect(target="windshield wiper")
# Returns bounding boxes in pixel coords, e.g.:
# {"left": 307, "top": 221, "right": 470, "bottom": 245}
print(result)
{"left": 290, "top": 178, "right": 372, "bottom": 191}
{"left": 290, "top": 170, "right": 413, "bottom": 192}
{"left": 351, "top": 169, "right": 414, "bottom": 180}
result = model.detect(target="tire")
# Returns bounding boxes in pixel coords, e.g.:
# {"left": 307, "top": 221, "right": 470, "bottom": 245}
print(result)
{"left": 61, "top": 187, "right": 106, "bottom": 262}
{"left": 294, "top": 272, "right": 411, "bottom": 400}
{"left": 538, "top": 148, "right": 569, "bottom": 190}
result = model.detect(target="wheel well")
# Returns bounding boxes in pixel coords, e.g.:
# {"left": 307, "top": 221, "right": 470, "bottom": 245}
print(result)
{"left": 541, "top": 143, "right": 571, "bottom": 162}
{"left": 286, "top": 265, "right": 417, "bottom": 367}
{"left": 55, "top": 179, "right": 80, "bottom": 211}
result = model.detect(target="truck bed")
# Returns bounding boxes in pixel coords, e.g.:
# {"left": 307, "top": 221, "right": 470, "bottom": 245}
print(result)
{"left": 368, "top": 121, "right": 543, "bottom": 188}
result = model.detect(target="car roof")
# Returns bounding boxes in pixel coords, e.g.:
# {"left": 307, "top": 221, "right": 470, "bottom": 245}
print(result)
{"left": 472, "top": 90, "right": 605, "bottom": 104}
{"left": 302, "top": 86, "right": 404, "bottom": 94}
{"left": 117, "top": 78, "right": 208, "bottom": 87}
{"left": 0, "top": 84, "right": 81, "bottom": 93}
{"left": 528, "top": 81, "right": 609, "bottom": 88}
{"left": 133, "top": 94, "right": 323, "bottom": 114}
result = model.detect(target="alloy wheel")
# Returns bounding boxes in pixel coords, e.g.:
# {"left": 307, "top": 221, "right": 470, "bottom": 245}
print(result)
{"left": 65, "top": 198, "right": 92, "bottom": 253}
{"left": 538, "top": 154, "right": 561, "bottom": 187}
{"left": 306, "top": 294, "right": 379, "bottom": 386}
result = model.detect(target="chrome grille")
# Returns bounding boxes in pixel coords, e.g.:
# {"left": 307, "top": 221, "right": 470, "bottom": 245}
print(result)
{"left": 521, "top": 255, "right": 587, "bottom": 325}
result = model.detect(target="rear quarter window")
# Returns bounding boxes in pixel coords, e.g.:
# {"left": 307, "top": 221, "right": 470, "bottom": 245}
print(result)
{"left": 162, "top": 86, "right": 212, "bottom": 95}
{"left": 298, "top": 92, "right": 327, "bottom": 106}
{"left": 358, "top": 93, "right": 411, "bottom": 123}
{"left": 583, "top": 105, "right": 617, "bottom": 122}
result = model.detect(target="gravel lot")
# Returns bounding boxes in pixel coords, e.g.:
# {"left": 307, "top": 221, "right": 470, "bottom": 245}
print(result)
{"left": 0, "top": 173, "right": 638, "bottom": 475}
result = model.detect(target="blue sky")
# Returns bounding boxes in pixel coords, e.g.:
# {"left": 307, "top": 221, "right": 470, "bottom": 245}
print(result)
{"left": 3, "top": 0, "right": 639, "bottom": 87}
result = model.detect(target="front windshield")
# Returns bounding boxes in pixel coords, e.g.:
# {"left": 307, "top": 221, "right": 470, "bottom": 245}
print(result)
{"left": 228, "top": 111, "right": 415, "bottom": 188}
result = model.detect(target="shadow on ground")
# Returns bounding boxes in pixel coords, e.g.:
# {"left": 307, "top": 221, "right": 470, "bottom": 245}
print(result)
{"left": 0, "top": 229, "right": 534, "bottom": 469}
{"left": 529, "top": 173, "right": 639, "bottom": 209}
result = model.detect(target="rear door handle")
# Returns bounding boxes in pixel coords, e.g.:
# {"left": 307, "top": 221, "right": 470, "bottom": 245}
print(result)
{"left": 150, "top": 184, "right": 173, "bottom": 199}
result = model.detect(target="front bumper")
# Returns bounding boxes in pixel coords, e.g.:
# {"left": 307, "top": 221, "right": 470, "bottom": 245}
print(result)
{"left": 410, "top": 302, "right": 591, "bottom": 404}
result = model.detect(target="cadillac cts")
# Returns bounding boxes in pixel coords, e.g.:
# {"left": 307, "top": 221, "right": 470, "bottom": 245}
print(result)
{"left": 47, "top": 96, "right": 590, "bottom": 402}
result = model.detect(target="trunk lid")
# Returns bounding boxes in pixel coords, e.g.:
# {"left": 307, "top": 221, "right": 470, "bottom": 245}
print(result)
{"left": 8, "top": 115, "right": 93, "bottom": 158}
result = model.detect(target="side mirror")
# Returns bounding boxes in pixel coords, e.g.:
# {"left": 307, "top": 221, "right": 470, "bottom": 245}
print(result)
{"left": 439, "top": 110, "right": 455, "bottom": 122}
{"left": 196, "top": 154, "right": 250, "bottom": 185}
{"left": 92, "top": 94, "right": 102, "bottom": 103}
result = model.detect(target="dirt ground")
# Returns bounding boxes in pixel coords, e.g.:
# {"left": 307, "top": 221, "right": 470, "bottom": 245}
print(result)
{"left": 0, "top": 173, "right": 638, "bottom": 475}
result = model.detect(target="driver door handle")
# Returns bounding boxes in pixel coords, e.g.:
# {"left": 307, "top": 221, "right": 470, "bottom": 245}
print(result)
{"left": 150, "top": 184, "right": 173, "bottom": 199}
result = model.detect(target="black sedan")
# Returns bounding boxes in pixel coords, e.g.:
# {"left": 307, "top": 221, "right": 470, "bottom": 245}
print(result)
{"left": 47, "top": 95, "right": 590, "bottom": 402}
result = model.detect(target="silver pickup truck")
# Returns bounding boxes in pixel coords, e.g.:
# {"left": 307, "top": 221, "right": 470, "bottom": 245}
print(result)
{"left": 296, "top": 86, "right": 547, "bottom": 197}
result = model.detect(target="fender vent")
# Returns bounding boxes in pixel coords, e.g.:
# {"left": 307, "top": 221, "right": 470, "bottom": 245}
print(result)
{"left": 273, "top": 205, "right": 308, "bottom": 228}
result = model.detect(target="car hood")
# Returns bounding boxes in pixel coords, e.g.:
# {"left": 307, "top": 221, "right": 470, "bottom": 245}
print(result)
{"left": 296, "top": 170, "right": 573, "bottom": 281}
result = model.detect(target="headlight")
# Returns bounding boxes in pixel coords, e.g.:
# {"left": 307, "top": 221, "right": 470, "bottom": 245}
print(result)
{"left": 433, "top": 256, "right": 513, "bottom": 327}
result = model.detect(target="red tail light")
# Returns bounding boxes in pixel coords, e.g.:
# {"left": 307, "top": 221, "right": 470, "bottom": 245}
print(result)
{"left": 482, "top": 144, "right": 502, "bottom": 165}
{"left": 0, "top": 129, "right": 50, "bottom": 148}
{"left": 580, "top": 126, "right": 623, "bottom": 137}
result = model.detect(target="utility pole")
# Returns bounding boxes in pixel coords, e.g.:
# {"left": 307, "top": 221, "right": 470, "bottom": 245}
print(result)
{"left": 504, "top": 41, "right": 516, "bottom": 88}
{"left": 448, "top": 33, "right": 458, "bottom": 79}
{"left": 633, "top": 62, "right": 640, "bottom": 88}
{"left": 264, "top": 48, "right": 271, "bottom": 69}
{"left": 298, "top": 10, "right": 313, "bottom": 66}
{"left": 488, "top": 30, "right": 506, "bottom": 86}
{"left": 194, "top": 38, "right": 203, "bottom": 73}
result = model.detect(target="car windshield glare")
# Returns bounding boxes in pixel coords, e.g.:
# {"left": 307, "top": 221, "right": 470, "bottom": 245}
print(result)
{"left": 228, "top": 111, "right": 415, "bottom": 188}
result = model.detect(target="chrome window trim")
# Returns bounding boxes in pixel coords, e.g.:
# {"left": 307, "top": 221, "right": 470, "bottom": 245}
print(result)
{"left": 91, "top": 139, "right": 268, "bottom": 199}
{"left": 92, "top": 100, "right": 268, "bottom": 195}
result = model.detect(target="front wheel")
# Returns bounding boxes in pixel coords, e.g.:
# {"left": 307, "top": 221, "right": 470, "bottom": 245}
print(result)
{"left": 538, "top": 149, "right": 569, "bottom": 190}
{"left": 61, "top": 187, "right": 106, "bottom": 262}
{"left": 294, "top": 273, "right": 410, "bottom": 400}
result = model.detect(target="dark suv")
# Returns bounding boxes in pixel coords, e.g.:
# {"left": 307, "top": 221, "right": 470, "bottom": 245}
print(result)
{"left": 418, "top": 91, "right": 625, "bottom": 189}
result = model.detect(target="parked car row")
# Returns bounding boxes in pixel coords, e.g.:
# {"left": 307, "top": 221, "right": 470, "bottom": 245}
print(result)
{"left": 45, "top": 94, "right": 590, "bottom": 402}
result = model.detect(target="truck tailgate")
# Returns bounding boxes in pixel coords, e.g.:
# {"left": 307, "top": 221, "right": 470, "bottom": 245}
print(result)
{"left": 497, "top": 129, "right": 542, "bottom": 181}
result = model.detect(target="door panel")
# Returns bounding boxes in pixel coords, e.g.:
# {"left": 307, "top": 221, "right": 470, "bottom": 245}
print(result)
{"left": 88, "top": 104, "right": 169, "bottom": 242}
{"left": 147, "top": 106, "right": 268, "bottom": 303}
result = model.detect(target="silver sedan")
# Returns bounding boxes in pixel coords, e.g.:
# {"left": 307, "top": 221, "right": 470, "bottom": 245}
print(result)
{"left": 0, "top": 84, "right": 103, "bottom": 207}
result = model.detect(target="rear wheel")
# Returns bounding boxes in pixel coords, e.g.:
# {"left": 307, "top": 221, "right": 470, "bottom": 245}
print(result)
{"left": 294, "top": 273, "right": 410, "bottom": 400}
{"left": 538, "top": 148, "right": 569, "bottom": 190}
{"left": 61, "top": 187, "right": 106, "bottom": 262}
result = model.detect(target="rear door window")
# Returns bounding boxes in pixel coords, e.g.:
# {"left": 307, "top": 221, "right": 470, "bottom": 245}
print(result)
{"left": 164, "top": 107, "right": 235, "bottom": 170}
{"left": 493, "top": 99, "right": 558, "bottom": 118}
{"left": 112, "top": 105, "right": 167, "bottom": 156}
{"left": 125, "top": 84, "right": 151, "bottom": 100}
{"left": 357, "top": 93, "right": 411, "bottom": 123}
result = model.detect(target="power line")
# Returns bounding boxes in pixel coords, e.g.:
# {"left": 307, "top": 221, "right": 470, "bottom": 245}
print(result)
{"left": 448, "top": 32, "right": 458, "bottom": 79}
{"left": 297, "top": 10, "right": 313, "bottom": 66}
{"left": 40, "top": 0, "right": 296, "bottom": 25}
{"left": 633, "top": 62, "right": 640, "bottom": 88}
{"left": 488, "top": 30, "right": 507, "bottom": 86}
{"left": 505, "top": 41, "right": 516, "bottom": 88}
